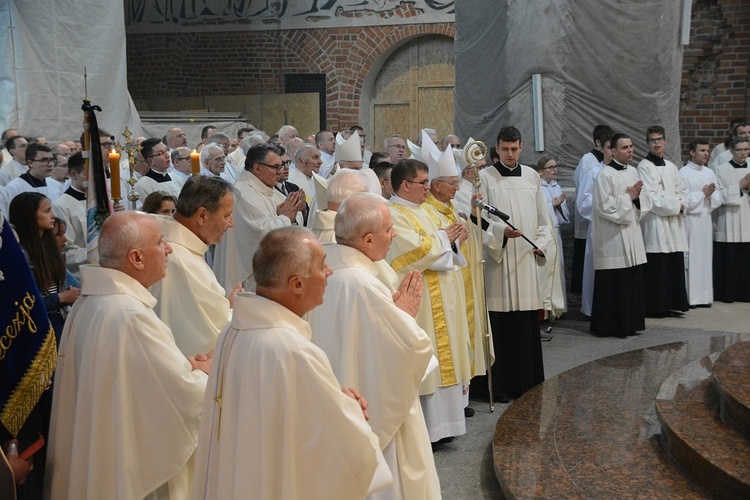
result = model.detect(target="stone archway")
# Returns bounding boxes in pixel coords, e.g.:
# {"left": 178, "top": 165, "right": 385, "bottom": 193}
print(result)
{"left": 362, "top": 34, "right": 456, "bottom": 151}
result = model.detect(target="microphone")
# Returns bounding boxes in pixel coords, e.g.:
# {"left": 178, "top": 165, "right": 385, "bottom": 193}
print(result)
{"left": 473, "top": 198, "right": 510, "bottom": 221}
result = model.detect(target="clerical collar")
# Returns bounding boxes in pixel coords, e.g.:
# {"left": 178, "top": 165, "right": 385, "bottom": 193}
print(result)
{"left": 145, "top": 169, "right": 172, "bottom": 182}
{"left": 646, "top": 152, "right": 665, "bottom": 166}
{"left": 20, "top": 172, "right": 47, "bottom": 187}
{"left": 64, "top": 186, "right": 86, "bottom": 201}
{"left": 730, "top": 160, "right": 748, "bottom": 169}
{"left": 608, "top": 160, "right": 628, "bottom": 171}
{"left": 591, "top": 149, "right": 604, "bottom": 162}
{"left": 493, "top": 161, "right": 521, "bottom": 177}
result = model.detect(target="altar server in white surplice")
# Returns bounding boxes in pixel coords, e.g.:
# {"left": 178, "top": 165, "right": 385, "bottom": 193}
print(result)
{"left": 590, "top": 134, "right": 652, "bottom": 337}
{"left": 52, "top": 152, "right": 87, "bottom": 275}
{"left": 150, "top": 176, "right": 239, "bottom": 357}
{"left": 307, "top": 193, "right": 442, "bottom": 500}
{"left": 134, "top": 138, "right": 181, "bottom": 202}
{"left": 212, "top": 143, "right": 304, "bottom": 291}
{"left": 636, "top": 126, "right": 689, "bottom": 316}
{"left": 712, "top": 137, "right": 750, "bottom": 303}
{"left": 679, "top": 139, "right": 722, "bottom": 306}
{"left": 386, "top": 158, "right": 472, "bottom": 443}
{"left": 193, "top": 227, "right": 391, "bottom": 499}
{"left": 46, "top": 212, "right": 211, "bottom": 500}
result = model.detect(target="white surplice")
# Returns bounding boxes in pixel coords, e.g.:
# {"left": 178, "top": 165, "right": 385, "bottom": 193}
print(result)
{"left": 637, "top": 158, "right": 688, "bottom": 253}
{"left": 713, "top": 161, "right": 750, "bottom": 243}
{"left": 134, "top": 171, "right": 181, "bottom": 202}
{"left": 52, "top": 189, "right": 87, "bottom": 274}
{"left": 540, "top": 178, "right": 569, "bottom": 314}
{"left": 311, "top": 208, "right": 336, "bottom": 243}
{"left": 211, "top": 169, "right": 303, "bottom": 291}
{"left": 149, "top": 217, "right": 231, "bottom": 356}
{"left": 576, "top": 162, "right": 604, "bottom": 316}
{"left": 477, "top": 164, "right": 552, "bottom": 312}
{"left": 306, "top": 244, "right": 441, "bottom": 500}
{"left": 573, "top": 151, "right": 602, "bottom": 239}
{"left": 46, "top": 266, "right": 207, "bottom": 500}
{"left": 193, "top": 293, "right": 390, "bottom": 499}
{"left": 679, "top": 161, "right": 722, "bottom": 305}
{"left": 592, "top": 163, "right": 651, "bottom": 270}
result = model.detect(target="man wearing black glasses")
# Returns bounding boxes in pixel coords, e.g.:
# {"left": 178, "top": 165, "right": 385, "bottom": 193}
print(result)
{"left": 212, "top": 143, "right": 304, "bottom": 292}
{"left": 5, "top": 142, "right": 54, "bottom": 202}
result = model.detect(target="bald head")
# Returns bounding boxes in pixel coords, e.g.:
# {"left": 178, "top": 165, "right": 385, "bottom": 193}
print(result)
{"left": 98, "top": 212, "right": 172, "bottom": 288}
{"left": 253, "top": 226, "right": 330, "bottom": 316}
{"left": 335, "top": 193, "right": 394, "bottom": 261}
{"left": 326, "top": 169, "right": 368, "bottom": 209}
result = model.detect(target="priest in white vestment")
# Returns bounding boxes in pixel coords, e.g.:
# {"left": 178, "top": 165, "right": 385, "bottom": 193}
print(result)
{"left": 46, "top": 212, "right": 211, "bottom": 500}
{"left": 679, "top": 140, "right": 721, "bottom": 306}
{"left": 194, "top": 227, "right": 391, "bottom": 499}
{"left": 386, "top": 158, "right": 473, "bottom": 442}
{"left": 311, "top": 169, "right": 368, "bottom": 243}
{"left": 421, "top": 135, "right": 493, "bottom": 382}
{"left": 307, "top": 193, "right": 442, "bottom": 499}
{"left": 712, "top": 137, "right": 750, "bottom": 302}
{"left": 150, "top": 176, "right": 238, "bottom": 356}
{"left": 212, "top": 143, "right": 304, "bottom": 291}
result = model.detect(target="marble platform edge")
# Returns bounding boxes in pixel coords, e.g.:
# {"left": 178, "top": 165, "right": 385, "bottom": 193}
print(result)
{"left": 711, "top": 341, "right": 750, "bottom": 440}
{"left": 492, "top": 334, "right": 750, "bottom": 499}
{"left": 656, "top": 353, "right": 750, "bottom": 499}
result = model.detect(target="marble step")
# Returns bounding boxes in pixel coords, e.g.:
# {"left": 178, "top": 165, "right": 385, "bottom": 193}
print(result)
{"left": 656, "top": 353, "right": 750, "bottom": 499}
{"left": 712, "top": 341, "right": 750, "bottom": 440}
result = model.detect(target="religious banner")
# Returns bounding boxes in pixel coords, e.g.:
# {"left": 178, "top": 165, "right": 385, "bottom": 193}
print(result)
{"left": 125, "top": 0, "right": 455, "bottom": 33}
{"left": 0, "top": 215, "right": 56, "bottom": 438}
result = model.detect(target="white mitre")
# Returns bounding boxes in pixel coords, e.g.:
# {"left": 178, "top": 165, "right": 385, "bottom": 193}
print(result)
{"left": 336, "top": 130, "right": 362, "bottom": 162}
{"left": 453, "top": 136, "right": 476, "bottom": 172}
{"left": 421, "top": 130, "right": 457, "bottom": 180}
{"left": 407, "top": 139, "right": 422, "bottom": 162}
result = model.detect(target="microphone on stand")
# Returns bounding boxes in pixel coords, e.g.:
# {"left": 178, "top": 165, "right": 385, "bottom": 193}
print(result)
{"left": 472, "top": 198, "right": 544, "bottom": 258}
{"left": 473, "top": 198, "right": 510, "bottom": 221}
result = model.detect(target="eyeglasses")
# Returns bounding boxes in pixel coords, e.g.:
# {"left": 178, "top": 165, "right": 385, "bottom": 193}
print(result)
{"left": 387, "top": 144, "right": 407, "bottom": 150}
{"left": 435, "top": 178, "right": 460, "bottom": 187}
{"left": 281, "top": 160, "right": 291, "bottom": 167}
{"left": 147, "top": 150, "right": 170, "bottom": 159}
{"left": 734, "top": 148, "right": 750, "bottom": 153}
{"left": 100, "top": 141, "right": 115, "bottom": 148}
{"left": 31, "top": 157, "right": 55, "bottom": 165}
{"left": 406, "top": 179, "right": 430, "bottom": 187}
{"left": 257, "top": 162, "right": 284, "bottom": 171}
{"left": 647, "top": 137, "right": 665, "bottom": 144}
{"left": 175, "top": 156, "right": 190, "bottom": 161}
{"left": 542, "top": 165, "right": 558, "bottom": 170}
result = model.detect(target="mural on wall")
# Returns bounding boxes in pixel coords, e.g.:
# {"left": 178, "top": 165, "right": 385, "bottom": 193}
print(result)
{"left": 125, "top": 0, "right": 454, "bottom": 32}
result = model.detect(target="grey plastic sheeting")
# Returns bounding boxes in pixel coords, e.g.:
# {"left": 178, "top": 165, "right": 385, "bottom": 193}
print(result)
{"left": 454, "top": 0, "right": 685, "bottom": 185}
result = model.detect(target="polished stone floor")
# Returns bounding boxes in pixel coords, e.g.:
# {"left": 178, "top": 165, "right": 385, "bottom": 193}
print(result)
{"left": 432, "top": 302, "right": 750, "bottom": 499}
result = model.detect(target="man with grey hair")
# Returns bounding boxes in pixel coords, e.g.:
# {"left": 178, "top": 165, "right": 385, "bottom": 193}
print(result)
{"left": 195, "top": 226, "right": 390, "bottom": 498}
{"left": 385, "top": 134, "right": 407, "bottom": 162}
{"left": 290, "top": 144, "right": 322, "bottom": 195}
{"left": 277, "top": 125, "right": 299, "bottom": 149}
{"left": 311, "top": 169, "right": 368, "bottom": 243}
{"left": 200, "top": 142, "right": 227, "bottom": 177}
{"left": 150, "top": 175, "right": 240, "bottom": 356}
{"left": 46, "top": 211, "right": 211, "bottom": 500}
{"left": 166, "top": 127, "right": 188, "bottom": 150}
{"left": 212, "top": 143, "right": 305, "bottom": 291}
{"left": 307, "top": 194, "right": 441, "bottom": 499}
{"left": 170, "top": 146, "right": 193, "bottom": 190}
{"left": 441, "top": 134, "right": 461, "bottom": 151}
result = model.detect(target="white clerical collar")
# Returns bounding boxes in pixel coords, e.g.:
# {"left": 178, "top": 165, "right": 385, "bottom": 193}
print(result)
{"left": 390, "top": 194, "right": 421, "bottom": 208}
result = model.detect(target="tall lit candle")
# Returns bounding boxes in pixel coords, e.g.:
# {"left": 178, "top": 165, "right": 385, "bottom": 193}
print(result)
{"left": 109, "top": 151, "right": 121, "bottom": 199}
{"left": 191, "top": 149, "right": 200, "bottom": 175}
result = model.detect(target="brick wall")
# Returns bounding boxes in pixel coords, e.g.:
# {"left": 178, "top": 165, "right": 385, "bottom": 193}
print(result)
{"left": 680, "top": 0, "right": 750, "bottom": 158}
{"left": 126, "top": 23, "right": 456, "bottom": 133}
{"left": 127, "top": 0, "right": 748, "bottom": 152}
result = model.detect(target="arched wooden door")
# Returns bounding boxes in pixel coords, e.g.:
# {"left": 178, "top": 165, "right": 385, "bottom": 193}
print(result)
{"left": 370, "top": 35, "right": 455, "bottom": 151}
